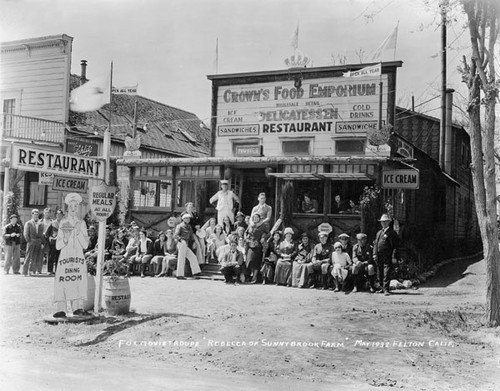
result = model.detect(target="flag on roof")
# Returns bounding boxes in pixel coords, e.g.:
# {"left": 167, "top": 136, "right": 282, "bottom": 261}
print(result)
{"left": 371, "top": 24, "right": 398, "bottom": 61}
{"left": 70, "top": 73, "right": 110, "bottom": 112}
{"left": 290, "top": 23, "right": 299, "bottom": 50}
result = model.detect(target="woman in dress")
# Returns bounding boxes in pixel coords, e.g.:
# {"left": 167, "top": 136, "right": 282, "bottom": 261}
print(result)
{"left": 291, "top": 233, "right": 313, "bottom": 288}
{"left": 53, "top": 193, "right": 90, "bottom": 318}
{"left": 207, "top": 224, "right": 226, "bottom": 260}
{"left": 274, "top": 227, "right": 297, "bottom": 286}
{"left": 151, "top": 231, "right": 167, "bottom": 276}
{"left": 245, "top": 213, "right": 269, "bottom": 284}
{"left": 261, "top": 230, "right": 281, "bottom": 285}
{"left": 157, "top": 228, "right": 178, "bottom": 277}
{"left": 331, "top": 241, "right": 352, "bottom": 292}
{"left": 222, "top": 215, "right": 234, "bottom": 236}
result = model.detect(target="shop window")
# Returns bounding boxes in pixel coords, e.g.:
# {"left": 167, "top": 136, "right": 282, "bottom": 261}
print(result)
{"left": 294, "top": 181, "right": 324, "bottom": 213}
{"left": 282, "top": 140, "right": 310, "bottom": 156}
{"left": 133, "top": 180, "right": 172, "bottom": 208}
{"left": 335, "top": 139, "right": 365, "bottom": 154}
{"left": 330, "top": 180, "right": 373, "bottom": 214}
{"left": 24, "top": 172, "right": 46, "bottom": 207}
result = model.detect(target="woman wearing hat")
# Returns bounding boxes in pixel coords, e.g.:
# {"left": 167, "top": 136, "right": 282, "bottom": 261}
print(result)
{"left": 274, "top": 227, "right": 297, "bottom": 286}
{"left": 290, "top": 233, "right": 313, "bottom": 288}
{"left": 244, "top": 213, "right": 269, "bottom": 284}
{"left": 261, "top": 230, "right": 281, "bottom": 284}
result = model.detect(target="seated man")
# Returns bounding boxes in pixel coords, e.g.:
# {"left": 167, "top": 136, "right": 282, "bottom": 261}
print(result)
{"left": 306, "top": 231, "right": 334, "bottom": 289}
{"left": 351, "top": 233, "right": 376, "bottom": 292}
{"left": 130, "top": 229, "right": 154, "bottom": 277}
{"left": 219, "top": 240, "right": 242, "bottom": 284}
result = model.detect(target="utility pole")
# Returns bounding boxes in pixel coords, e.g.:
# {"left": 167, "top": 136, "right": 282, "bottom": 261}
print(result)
{"left": 439, "top": 0, "right": 448, "bottom": 169}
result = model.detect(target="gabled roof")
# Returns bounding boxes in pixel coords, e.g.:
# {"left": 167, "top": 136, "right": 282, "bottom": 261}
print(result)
{"left": 68, "top": 75, "right": 211, "bottom": 158}
{"left": 394, "top": 106, "right": 468, "bottom": 163}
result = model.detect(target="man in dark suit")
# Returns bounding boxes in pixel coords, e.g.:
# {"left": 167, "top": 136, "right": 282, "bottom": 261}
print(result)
{"left": 373, "top": 214, "right": 399, "bottom": 296}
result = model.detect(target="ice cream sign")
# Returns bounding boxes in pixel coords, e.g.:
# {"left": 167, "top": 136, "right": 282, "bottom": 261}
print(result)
{"left": 382, "top": 169, "right": 420, "bottom": 189}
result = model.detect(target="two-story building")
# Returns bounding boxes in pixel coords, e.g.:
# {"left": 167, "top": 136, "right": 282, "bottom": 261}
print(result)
{"left": 117, "top": 60, "right": 479, "bottom": 267}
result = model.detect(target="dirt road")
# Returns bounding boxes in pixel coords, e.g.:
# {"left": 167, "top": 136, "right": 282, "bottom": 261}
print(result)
{"left": 0, "top": 256, "right": 499, "bottom": 390}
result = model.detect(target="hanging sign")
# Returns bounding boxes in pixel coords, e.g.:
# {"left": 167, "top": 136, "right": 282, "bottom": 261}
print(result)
{"left": 52, "top": 176, "right": 88, "bottom": 193}
{"left": 382, "top": 169, "right": 420, "bottom": 189}
{"left": 89, "top": 184, "right": 117, "bottom": 222}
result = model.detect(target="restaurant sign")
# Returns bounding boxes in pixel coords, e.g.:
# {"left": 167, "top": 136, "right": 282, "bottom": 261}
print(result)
{"left": 382, "top": 169, "right": 419, "bottom": 189}
{"left": 11, "top": 144, "right": 105, "bottom": 180}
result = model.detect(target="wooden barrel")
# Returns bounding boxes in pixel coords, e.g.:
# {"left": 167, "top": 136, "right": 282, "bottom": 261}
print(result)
{"left": 103, "top": 277, "right": 131, "bottom": 315}
{"left": 83, "top": 274, "right": 96, "bottom": 311}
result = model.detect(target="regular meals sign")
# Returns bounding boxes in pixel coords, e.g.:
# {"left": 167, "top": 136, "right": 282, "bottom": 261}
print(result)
{"left": 11, "top": 145, "right": 105, "bottom": 180}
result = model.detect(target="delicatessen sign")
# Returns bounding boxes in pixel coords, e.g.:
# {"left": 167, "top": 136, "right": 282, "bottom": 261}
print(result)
{"left": 216, "top": 76, "right": 388, "bottom": 138}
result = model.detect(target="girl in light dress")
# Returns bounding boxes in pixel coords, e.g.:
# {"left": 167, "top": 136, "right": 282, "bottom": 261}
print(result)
{"left": 331, "top": 241, "right": 352, "bottom": 292}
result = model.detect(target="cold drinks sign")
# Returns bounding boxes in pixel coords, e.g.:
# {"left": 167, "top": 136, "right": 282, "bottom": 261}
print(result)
{"left": 382, "top": 169, "right": 420, "bottom": 189}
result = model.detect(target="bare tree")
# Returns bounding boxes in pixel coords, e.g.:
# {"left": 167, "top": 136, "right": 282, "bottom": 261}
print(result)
{"left": 459, "top": 0, "right": 500, "bottom": 326}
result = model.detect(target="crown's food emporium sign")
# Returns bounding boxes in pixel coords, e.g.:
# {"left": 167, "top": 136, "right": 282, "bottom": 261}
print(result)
{"left": 90, "top": 184, "right": 117, "bottom": 222}
{"left": 11, "top": 144, "right": 105, "bottom": 180}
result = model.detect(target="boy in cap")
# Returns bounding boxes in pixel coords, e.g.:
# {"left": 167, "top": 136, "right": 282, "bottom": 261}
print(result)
{"left": 351, "top": 233, "right": 375, "bottom": 292}
{"left": 373, "top": 214, "right": 400, "bottom": 295}
{"left": 209, "top": 179, "right": 240, "bottom": 226}
{"left": 3, "top": 214, "right": 22, "bottom": 274}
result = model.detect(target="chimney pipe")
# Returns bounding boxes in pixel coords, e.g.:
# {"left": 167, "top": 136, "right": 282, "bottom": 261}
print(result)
{"left": 444, "top": 88, "right": 454, "bottom": 174}
{"left": 80, "top": 60, "right": 87, "bottom": 85}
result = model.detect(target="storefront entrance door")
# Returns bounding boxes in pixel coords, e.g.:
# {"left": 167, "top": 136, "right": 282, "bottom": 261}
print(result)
{"left": 232, "top": 169, "right": 274, "bottom": 217}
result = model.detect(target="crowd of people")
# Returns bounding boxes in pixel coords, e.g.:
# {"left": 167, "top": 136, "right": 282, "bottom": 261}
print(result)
{"left": 2, "top": 180, "right": 399, "bottom": 296}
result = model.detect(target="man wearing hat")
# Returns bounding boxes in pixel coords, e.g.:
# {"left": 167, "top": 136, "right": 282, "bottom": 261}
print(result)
{"left": 351, "top": 233, "right": 376, "bottom": 293}
{"left": 307, "top": 231, "right": 334, "bottom": 289}
{"left": 233, "top": 211, "right": 248, "bottom": 231}
{"left": 209, "top": 180, "right": 240, "bottom": 226}
{"left": 174, "top": 213, "right": 202, "bottom": 279}
{"left": 23, "top": 209, "right": 46, "bottom": 276}
{"left": 3, "top": 214, "right": 22, "bottom": 274}
{"left": 250, "top": 193, "right": 272, "bottom": 228}
{"left": 373, "top": 214, "right": 400, "bottom": 296}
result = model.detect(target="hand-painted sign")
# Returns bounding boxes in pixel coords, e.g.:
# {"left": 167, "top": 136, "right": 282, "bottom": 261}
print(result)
{"left": 12, "top": 144, "right": 104, "bottom": 180}
{"left": 52, "top": 176, "right": 88, "bottom": 193}
{"left": 89, "top": 184, "right": 116, "bottom": 222}
{"left": 39, "top": 172, "right": 54, "bottom": 185}
{"left": 382, "top": 169, "right": 420, "bottom": 189}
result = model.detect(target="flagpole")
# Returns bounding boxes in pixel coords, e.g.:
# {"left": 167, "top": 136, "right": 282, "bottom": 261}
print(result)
{"left": 94, "top": 61, "right": 113, "bottom": 313}
{"left": 215, "top": 38, "right": 219, "bottom": 74}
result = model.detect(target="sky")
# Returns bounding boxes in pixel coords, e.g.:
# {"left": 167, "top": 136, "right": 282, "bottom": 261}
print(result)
{"left": 0, "top": 0, "right": 470, "bottom": 122}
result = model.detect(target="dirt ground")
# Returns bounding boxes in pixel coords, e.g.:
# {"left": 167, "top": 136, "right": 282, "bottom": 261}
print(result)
{"left": 1, "top": 256, "right": 499, "bottom": 391}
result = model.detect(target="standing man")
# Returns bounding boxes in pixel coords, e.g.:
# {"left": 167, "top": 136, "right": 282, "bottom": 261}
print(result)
{"left": 174, "top": 213, "right": 201, "bottom": 280}
{"left": 250, "top": 193, "right": 272, "bottom": 228}
{"left": 23, "top": 209, "right": 45, "bottom": 276}
{"left": 373, "top": 214, "right": 400, "bottom": 296}
{"left": 45, "top": 209, "right": 64, "bottom": 274}
{"left": 209, "top": 180, "right": 240, "bottom": 226}
{"left": 3, "top": 214, "right": 22, "bottom": 274}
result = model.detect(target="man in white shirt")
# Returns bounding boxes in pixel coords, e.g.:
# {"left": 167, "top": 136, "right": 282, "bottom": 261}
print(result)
{"left": 209, "top": 180, "right": 240, "bottom": 226}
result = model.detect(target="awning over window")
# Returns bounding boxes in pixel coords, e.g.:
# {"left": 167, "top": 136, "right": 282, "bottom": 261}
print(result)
{"left": 267, "top": 172, "right": 322, "bottom": 180}
{"left": 268, "top": 172, "right": 373, "bottom": 180}
{"left": 322, "top": 172, "right": 374, "bottom": 180}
